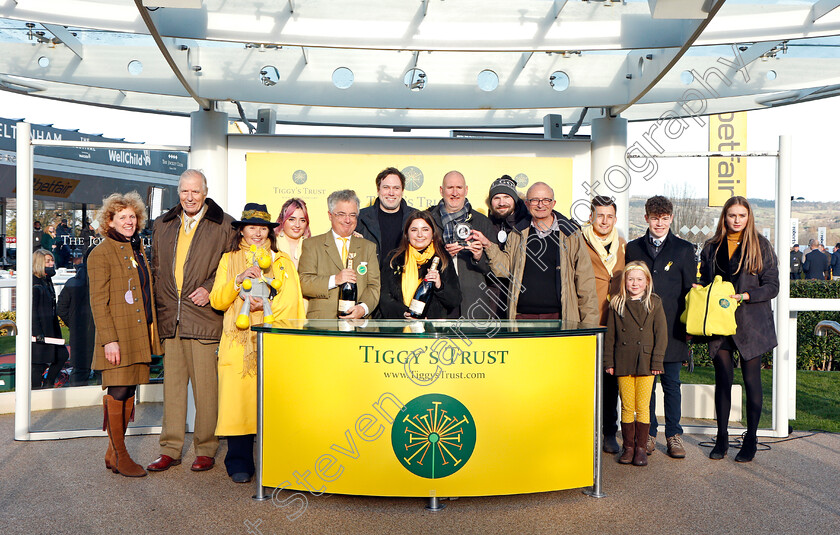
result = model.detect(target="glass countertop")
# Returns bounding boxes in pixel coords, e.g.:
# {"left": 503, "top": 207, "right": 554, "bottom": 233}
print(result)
{"left": 252, "top": 319, "right": 605, "bottom": 338}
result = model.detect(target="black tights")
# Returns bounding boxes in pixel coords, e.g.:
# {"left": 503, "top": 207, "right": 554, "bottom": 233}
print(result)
{"left": 107, "top": 385, "right": 136, "bottom": 401}
{"left": 713, "top": 349, "right": 763, "bottom": 437}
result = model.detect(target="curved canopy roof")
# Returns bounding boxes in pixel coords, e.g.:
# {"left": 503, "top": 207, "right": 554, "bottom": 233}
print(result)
{"left": 1, "top": 0, "right": 840, "bottom": 128}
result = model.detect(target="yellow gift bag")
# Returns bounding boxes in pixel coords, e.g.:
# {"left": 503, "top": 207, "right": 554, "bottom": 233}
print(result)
{"left": 680, "top": 275, "right": 739, "bottom": 336}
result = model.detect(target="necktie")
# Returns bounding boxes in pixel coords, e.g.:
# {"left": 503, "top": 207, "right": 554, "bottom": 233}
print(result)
{"left": 340, "top": 237, "right": 349, "bottom": 266}
{"left": 185, "top": 215, "right": 196, "bottom": 233}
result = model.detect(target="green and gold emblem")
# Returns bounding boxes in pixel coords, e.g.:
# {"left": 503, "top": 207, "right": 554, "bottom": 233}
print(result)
{"left": 391, "top": 394, "right": 476, "bottom": 479}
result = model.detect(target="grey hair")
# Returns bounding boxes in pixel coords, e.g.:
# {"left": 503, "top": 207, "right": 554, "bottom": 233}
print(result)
{"left": 327, "top": 189, "right": 360, "bottom": 213}
{"left": 179, "top": 169, "right": 208, "bottom": 195}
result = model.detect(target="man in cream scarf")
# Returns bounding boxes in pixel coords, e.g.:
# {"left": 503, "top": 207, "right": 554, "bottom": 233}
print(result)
{"left": 582, "top": 195, "right": 626, "bottom": 456}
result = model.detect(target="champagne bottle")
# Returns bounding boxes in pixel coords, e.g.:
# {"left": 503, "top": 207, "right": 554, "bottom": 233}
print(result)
{"left": 409, "top": 256, "right": 440, "bottom": 319}
{"left": 337, "top": 258, "right": 357, "bottom": 316}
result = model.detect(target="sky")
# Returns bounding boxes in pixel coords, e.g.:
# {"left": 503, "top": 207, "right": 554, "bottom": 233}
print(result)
{"left": 2, "top": 90, "right": 839, "bottom": 202}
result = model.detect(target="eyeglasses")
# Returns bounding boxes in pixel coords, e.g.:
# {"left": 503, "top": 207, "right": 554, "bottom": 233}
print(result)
{"left": 333, "top": 212, "right": 358, "bottom": 220}
{"left": 527, "top": 198, "right": 555, "bottom": 206}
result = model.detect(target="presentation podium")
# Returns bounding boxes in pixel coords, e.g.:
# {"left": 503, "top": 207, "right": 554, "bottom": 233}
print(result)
{"left": 253, "top": 319, "right": 606, "bottom": 507}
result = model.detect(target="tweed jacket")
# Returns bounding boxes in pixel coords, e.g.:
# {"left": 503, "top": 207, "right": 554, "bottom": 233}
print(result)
{"left": 152, "top": 198, "right": 236, "bottom": 341}
{"left": 582, "top": 231, "right": 627, "bottom": 326}
{"left": 483, "top": 212, "right": 599, "bottom": 324}
{"left": 604, "top": 294, "right": 668, "bottom": 376}
{"left": 625, "top": 230, "right": 696, "bottom": 363}
{"left": 699, "top": 234, "right": 779, "bottom": 360}
{"left": 88, "top": 236, "right": 162, "bottom": 372}
{"left": 298, "top": 232, "right": 381, "bottom": 319}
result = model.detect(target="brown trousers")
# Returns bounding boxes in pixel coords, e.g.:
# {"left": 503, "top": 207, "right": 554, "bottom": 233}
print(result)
{"left": 158, "top": 329, "right": 220, "bottom": 459}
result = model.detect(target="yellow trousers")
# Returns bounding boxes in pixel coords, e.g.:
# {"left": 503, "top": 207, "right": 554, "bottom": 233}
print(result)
{"left": 617, "top": 375, "right": 655, "bottom": 424}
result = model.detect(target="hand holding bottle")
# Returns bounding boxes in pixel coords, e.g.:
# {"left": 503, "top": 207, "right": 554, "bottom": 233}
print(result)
{"left": 424, "top": 267, "right": 441, "bottom": 289}
{"left": 335, "top": 268, "right": 357, "bottom": 285}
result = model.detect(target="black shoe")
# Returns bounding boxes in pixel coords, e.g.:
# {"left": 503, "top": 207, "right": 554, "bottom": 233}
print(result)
{"left": 709, "top": 433, "right": 728, "bottom": 460}
{"left": 603, "top": 434, "right": 620, "bottom": 454}
{"left": 231, "top": 472, "right": 253, "bottom": 483}
{"left": 735, "top": 435, "right": 758, "bottom": 463}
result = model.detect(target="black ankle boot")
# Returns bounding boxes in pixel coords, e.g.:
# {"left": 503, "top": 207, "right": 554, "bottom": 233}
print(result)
{"left": 709, "top": 432, "right": 728, "bottom": 460}
{"left": 735, "top": 434, "right": 758, "bottom": 463}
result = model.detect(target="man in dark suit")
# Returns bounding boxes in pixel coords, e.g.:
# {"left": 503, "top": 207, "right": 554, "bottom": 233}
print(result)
{"left": 832, "top": 243, "right": 840, "bottom": 280}
{"left": 299, "top": 189, "right": 381, "bottom": 319}
{"left": 625, "top": 196, "right": 696, "bottom": 459}
{"left": 790, "top": 244, "right": 803, "bottom": 280}
{"left": 803, "top": 239, "right": 829, "bottom": 279}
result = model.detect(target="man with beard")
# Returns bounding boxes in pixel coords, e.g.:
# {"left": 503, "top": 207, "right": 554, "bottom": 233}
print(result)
{"left": 485, "top": 175, "right": 529, "bottom": 314}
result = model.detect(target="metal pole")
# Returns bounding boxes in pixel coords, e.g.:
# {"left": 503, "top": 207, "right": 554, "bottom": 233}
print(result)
{"left": 773, "top": 135, "right": 792, "bottom": 438}
{"left": 583, "top": 332, "right": 606, "bottom": 498}
{"left": 14, "top": 122, "right": 32, "bottom": 441}
{"left": 253, "top": 330, "right": 268, "bottom": 501}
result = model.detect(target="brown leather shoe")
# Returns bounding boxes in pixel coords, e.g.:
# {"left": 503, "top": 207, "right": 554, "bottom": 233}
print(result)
{"left": 645, "top": 434, "right": 656, "bottom": 455}
{"left": 191, "top": 456, "right": 215, "bottom": 471}
{"left": 666, "top": 435, "right": 686, "bottom": 459}
{"left": 147, "top": 455, "right": 182, "bottom": 472}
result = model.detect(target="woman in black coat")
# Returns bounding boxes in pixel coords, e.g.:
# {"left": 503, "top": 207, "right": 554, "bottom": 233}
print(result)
{"left": 379, "top": 211, "right": 461, "bottom": 320}
{"left": 32, "top": 249, "right": 68, "bottom": 389}
{"left": 698, "top": 196, "right": 779, "bottom": 463}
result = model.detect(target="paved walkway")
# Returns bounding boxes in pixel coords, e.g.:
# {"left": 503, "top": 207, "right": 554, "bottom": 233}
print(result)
{"left": 2, "top": 413, "right": 839, "bottom": 534}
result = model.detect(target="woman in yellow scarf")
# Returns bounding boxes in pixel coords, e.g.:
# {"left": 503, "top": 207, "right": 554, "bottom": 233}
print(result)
{"left": 379, "top": 211, "right": 461, "bottom": 319}
{"left": 209, "top": 203, "right": 305, "bottom": 484}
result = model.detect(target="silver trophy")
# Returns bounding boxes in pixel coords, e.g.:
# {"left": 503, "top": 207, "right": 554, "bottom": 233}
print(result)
{"left": 454, "top": 221, "right": 472, "bottom": 246}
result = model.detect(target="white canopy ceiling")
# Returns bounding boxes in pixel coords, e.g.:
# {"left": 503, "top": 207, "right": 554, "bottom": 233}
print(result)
{"left": 1, "top": 0, "right": 839, "bottom": 128}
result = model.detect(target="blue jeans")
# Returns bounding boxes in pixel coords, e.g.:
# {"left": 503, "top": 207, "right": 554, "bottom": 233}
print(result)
{"left": 648, "top": 361, "right": 683, "bottom": 438}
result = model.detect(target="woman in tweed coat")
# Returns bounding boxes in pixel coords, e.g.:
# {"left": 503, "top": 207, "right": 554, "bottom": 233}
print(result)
{"left": 89, "top": 192, "right": 162, "bottom": 478}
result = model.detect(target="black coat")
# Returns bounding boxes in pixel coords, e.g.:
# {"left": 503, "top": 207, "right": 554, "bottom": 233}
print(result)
{"left": 700, "top": 235, "right": 779, "bottom": 360}
{"left": 428, "top": 204, "right": 500, "bottom": 319}
{"left": 32, "top": 275, "right": 66, "bottom": 365}
{"left": 803, "top": 249, "right": 829, "bottom": 279}
{"left": 356, "top": 199, "right": 416, "bottom": 263}
{"left": 625, "top": 231, "right": 696, "bottom": 363}
{"left": 379, "top": 255, "right": 461, "bottom": 319}
{"left": 56, "top": 264, "right": 96, "bottom": 371}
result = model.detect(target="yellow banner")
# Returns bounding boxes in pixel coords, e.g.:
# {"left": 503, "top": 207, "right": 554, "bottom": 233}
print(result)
{"left": 708, "top": 112, "right": 747, "bottom": 207}
{"left": 246, "top": 153, "right": 573, "bottom": 235}
{"left": 262, "top": 333, "right": 596, "bottom": 497}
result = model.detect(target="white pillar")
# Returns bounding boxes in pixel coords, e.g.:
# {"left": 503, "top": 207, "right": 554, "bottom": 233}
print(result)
{"left": 189, "top": 106, "right": 229, "bottom": 210}
{"left": 15, "top": 122, "right": 32, "bottom": 440}
{"left": 774, "top": 135, "right": 792, "bottom": 438}
{"left": 590, "top": 115, "right": 629, "bottom": 238}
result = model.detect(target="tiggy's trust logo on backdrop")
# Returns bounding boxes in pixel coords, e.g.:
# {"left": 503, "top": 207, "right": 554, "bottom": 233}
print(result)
{"left": 391, "top": 394, "right": 475, "bottom": 479}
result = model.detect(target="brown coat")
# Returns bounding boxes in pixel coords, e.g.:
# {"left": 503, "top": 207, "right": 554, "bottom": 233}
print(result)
{"left": 88, "top": 236, "right": 162, "bottom": 372}
{"left": 298, "top": 232, "right": 381, "bottom": 319}
{"left": 152, "top": 198, "right": 236, "bottom": 340}
{"left": 604, "top": 294, "right": 668, "bottom": 376}
{"left": 583, "top": 234, "right": 626, "bottom": 326}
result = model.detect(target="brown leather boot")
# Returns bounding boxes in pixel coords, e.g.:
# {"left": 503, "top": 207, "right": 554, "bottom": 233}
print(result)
{"left": 103, "top": 398, "right": 116, "bottom": 472}
{"left": 634, "top": 422, "right": 650, "bottom": 466}
{"left": 618, "top": 422, "right": 635, "bottom": 464}
{"left": 104, "top": 395, "right": 147, "bottom": 477}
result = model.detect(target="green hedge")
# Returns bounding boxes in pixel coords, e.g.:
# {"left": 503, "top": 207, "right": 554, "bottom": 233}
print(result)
{"left": 688, "top": 279, "right": 840, "bottom": 371}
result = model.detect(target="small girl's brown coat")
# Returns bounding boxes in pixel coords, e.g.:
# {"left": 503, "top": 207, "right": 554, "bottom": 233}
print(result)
{"left": 604, "top": 293, "right": 668, "bottom": 376}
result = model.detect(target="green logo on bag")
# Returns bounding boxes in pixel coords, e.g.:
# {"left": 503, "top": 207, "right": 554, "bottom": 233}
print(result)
{"left": 391, "top": 394, "right": 476, "bottom": 479}
{"left": 719, "top": 298, "right": 730, "bottom": 309}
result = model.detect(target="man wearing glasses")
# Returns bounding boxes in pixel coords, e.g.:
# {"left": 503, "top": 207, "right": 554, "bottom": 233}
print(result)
{"left": 299, "top": 189, "right": 381, "bottom": 319}
{"left": 471, "top": 182, "right": 598, "bottom": 323}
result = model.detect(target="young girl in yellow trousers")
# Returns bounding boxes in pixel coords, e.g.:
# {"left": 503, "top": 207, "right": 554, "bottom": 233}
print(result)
{"left": 605, "top": 261, "right": 668, "bottom": 466}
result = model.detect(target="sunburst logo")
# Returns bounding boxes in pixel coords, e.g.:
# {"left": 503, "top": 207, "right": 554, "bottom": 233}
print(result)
{"left": 391, "top": 394, "right": 476, "bottom": 479}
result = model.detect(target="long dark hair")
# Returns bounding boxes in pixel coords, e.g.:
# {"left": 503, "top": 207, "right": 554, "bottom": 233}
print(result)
{"left": 227, "top": 225, "right": 278, "bottom": 253}
{"left": 706, "top": 196, "right": 762, "bottom": 275}
{"left": 388, "top": 211, "right": 449, "bottom": 272}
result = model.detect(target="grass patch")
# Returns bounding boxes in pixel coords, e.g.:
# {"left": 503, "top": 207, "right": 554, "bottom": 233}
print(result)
{"left": 0, "top": 327, "right": 70, "bottom": 357}
{"left": 682, "top": 367, "right": 840, "bottom": 433}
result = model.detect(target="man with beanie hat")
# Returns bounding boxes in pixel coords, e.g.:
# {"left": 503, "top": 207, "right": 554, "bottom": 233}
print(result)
{"left": 486, "top": 175, "right": 530, "bottom": 312}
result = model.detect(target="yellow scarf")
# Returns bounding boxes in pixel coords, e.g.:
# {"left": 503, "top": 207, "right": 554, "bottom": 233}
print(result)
{"left": 583, "top": 223, "right": 618, "bottom": 273}
{"left": 401, "top": 244, "right": 436, "bottom": 307}
{"left": 222, "top": 239, "right": 278, "bottom": 376}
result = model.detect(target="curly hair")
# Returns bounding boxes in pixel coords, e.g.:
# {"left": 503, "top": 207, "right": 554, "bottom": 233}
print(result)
{"left": 644, "top": 195, "right": 673, "bottom": 217}
{"left": 96, "top": 191, "right": 147, "bottom": 236}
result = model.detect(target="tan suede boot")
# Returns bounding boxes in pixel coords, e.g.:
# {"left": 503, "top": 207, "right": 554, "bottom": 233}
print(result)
{"left": 104, "top": 395, "right": 147, "bottom": 477}
{"left": 103, "top": 397, "right": 116, "bottom": 472}
{"left": 618, "top": 422, "right": 635, "bottom": 464}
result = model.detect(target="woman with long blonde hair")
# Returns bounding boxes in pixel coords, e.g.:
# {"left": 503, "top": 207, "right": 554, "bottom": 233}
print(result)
{"left": 604, "top": 261, "right": 668, "bottom": 466}
{"left": 699, "top": 196, "right": 779, "bottom": 463}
